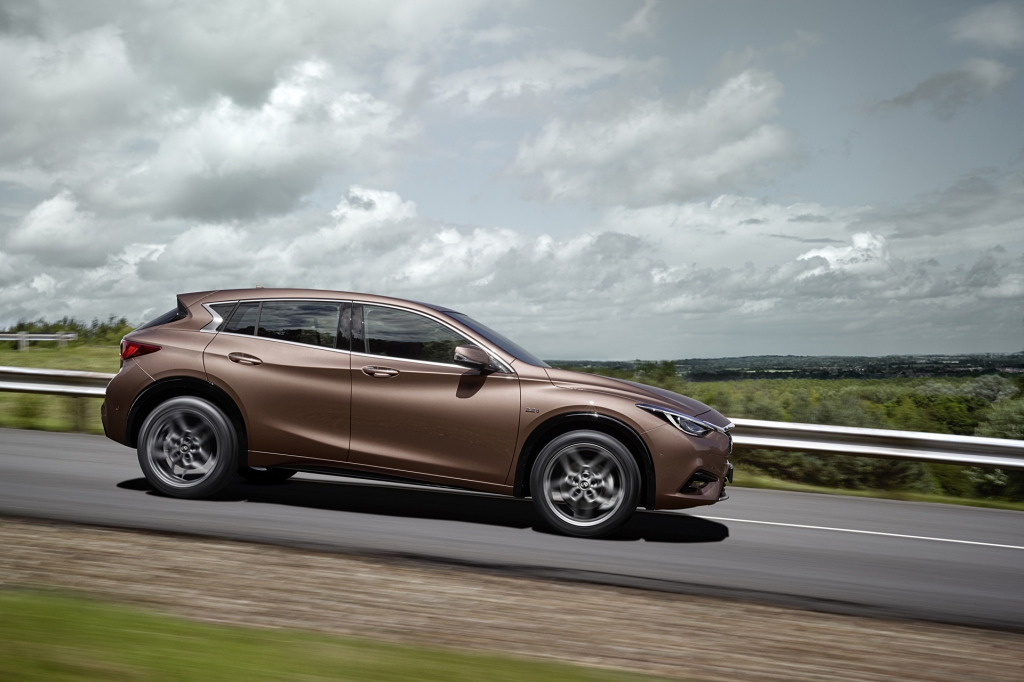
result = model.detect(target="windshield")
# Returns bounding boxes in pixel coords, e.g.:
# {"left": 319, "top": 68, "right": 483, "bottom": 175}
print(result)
{"left": 445, "top": 312, "right": 550, "bottom": 368}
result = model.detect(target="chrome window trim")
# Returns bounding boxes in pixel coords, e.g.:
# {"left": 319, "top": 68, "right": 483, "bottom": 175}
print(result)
{"left": 635, "top": 403, "right": 735, "bottom": 436}
{"left": 356, "top": 301, "right": 514, "bottom": 374}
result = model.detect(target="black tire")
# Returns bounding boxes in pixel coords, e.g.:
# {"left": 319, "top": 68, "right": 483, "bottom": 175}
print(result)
{"left": 137, "top": 396, "right": 240, "bottom": 499}
{"left": 238, "top": 466, "right": 296, "bottom": 484}
{"left": 530, "top": 430, "right": 640, "bottom": 538}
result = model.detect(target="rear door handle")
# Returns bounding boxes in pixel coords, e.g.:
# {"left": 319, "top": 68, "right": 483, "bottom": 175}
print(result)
{"left": 362, "top": 365, "right": 399, "bottom": 378}
{"left": 228, "top": 352, "right": 262, "bottom": 366}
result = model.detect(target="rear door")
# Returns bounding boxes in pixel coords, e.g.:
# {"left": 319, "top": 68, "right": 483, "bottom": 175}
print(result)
{"left": 348, "top": 304, "right": 520, "bottom": 484}
{"left": 204, "top": 299, "right": 352, "bottom": 462}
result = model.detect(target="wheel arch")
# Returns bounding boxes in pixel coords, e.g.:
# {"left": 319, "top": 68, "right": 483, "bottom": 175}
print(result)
{"left": 126, "top": 377, "right": 247, "bottom": 454}
{"left": 513, "top": 412, "right": 656, "bottom": 509}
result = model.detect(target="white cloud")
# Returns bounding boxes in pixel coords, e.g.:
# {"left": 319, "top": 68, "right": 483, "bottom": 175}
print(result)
{"left": 5, "top": 191, "right": 111, "bottom": 268}
{"left": 951, "top": 2, "right": 1024, "bottom": 50}
{"left": 611, "top": 0, "right": 658, "bottom": 41}
{"left": 102, "top": 61, "right": 413, "bottom": 220}
{"left": 600, "top": 194, "right": 862, "bottom": 270}
{"left": 797, "top": 233, "right": 890, "bottom": 278}
{"left": 433, "top": 50, "right": 650, "bottom": 109}
{"left": 2, "top": 184, "right": 1020, "bottom": 358}
{"left": 0, "top": 26, "right": 139, "bottom": 166}
{"left": 0, "top": 1, "right": 478, "bottom": 223}
{"left": 511, "top": 69, "right": 801, "bottom": 206}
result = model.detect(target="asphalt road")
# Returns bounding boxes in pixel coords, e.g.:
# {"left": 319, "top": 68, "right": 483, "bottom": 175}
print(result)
{"left": 2, "top": 428, "right": 1021, "bottom": 630}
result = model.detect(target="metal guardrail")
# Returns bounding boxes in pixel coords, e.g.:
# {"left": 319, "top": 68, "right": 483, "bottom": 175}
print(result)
{"left": 0, "top": 366, "right": 111, "bottom": 398}
{"left": 0, "top": 365, "right": 1021, "bottom": 469}
{"left": 730, "top": 418, "right": 1024, "bottom": 470}
{"left": 0, "top": 332, "right": 78, "bottom": 349}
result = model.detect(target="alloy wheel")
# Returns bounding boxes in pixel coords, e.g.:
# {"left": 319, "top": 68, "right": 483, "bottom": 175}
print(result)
{"left": 541, "top": 442, "right": 626, "bottom": 527}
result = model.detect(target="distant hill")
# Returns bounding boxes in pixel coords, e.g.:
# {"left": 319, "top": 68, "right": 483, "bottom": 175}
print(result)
{"left": 549, "top": 353, "right": 1024, "bottom": 381}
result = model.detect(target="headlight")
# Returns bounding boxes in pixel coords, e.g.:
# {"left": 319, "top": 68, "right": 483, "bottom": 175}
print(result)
{"left": 636, "top": 403, "right": 733, "bottom": 438}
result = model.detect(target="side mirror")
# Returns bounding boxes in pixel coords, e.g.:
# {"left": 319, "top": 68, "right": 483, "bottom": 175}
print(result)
{"left": 453, "top": 345, "right": 494, "bottom": 372}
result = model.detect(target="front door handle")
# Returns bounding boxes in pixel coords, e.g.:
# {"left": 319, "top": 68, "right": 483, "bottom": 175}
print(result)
{"left": 362, "top": 365, "right": 399, "bottom": 378}
{"left": 228, "top": 352, "right": 262, "bottom": 366}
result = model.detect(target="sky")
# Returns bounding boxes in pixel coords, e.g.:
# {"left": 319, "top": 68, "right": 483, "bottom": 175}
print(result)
{"left": 1, "top": 0, "right": 1022, "bottom": 359}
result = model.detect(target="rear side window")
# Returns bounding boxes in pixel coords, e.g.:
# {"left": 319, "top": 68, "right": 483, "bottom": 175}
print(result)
{"left": 361, "top": 305, "right": 469, "bottom": 363}
{"left": 257, "top": 301, "right": 341, "bottom": 349}
{"left": 209, "top": 302, "right": 238, "bottom": 330}
{"left": 223, "top": 302, "right": 260, "bottom": 335}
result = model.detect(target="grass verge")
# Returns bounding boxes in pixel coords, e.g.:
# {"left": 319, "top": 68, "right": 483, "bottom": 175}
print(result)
{"left": 0, "top": 590, "right": 669, "bottom": 682}
{"left": 732, "top": 469, "right": 1024, "bottom": 512}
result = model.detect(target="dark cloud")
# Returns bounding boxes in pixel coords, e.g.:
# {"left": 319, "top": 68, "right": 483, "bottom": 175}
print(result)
{"left": 855, "top": 170, "right": 1024, "bottom": 239}
{"left": 788, "top": 214, "right": 830, "bottom": 223}
{"left": 874, "top": 58, "right": 1015, "bottom": 120}
{"left": 768, "top": 233, "right": 843, "bottom": 243}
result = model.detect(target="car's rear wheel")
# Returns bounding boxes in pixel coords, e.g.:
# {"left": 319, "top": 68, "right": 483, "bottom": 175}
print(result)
{"left": 137, "top": 396, "right": 240, "bottom": 499}
{"left": 238, "top": 466, "right": 296, "bottom": 484}
{"left": 530, "top": 430, "right": 640, "bottom": 538}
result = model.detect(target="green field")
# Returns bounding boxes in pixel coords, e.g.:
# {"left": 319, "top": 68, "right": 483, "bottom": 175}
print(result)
{"left": 0, "top": 591, "right": 663, "bottom": 682}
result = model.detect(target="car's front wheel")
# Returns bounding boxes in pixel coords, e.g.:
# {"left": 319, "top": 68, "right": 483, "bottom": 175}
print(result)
{"left": 137, "top": 396, "right": 240, "bottom": 499}
{"left": 530, "top": 430, "right": 640, "bottom": 538}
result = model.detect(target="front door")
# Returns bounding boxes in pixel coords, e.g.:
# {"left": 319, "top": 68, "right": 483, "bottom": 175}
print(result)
{"left": 204, "top": 299, "right": 352, "bottom": 462}
{"left": 349, "top": 304, "right": 520, "bottom": 484}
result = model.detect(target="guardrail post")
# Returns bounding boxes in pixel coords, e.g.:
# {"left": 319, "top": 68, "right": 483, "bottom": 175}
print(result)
{"left": 17, "top": 332, "right": 27, "bottom": 351}
{"left": 70, "top": 397, "right": 87, "bottom": 432}
{"left": 58, "top": 333, "right": 68, "bottom": 348}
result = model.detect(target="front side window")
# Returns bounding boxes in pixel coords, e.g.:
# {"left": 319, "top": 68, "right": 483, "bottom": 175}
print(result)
{"left": 360, "top": 305, "right": 469, "bottom": 363}
{"left": 222, "top": 302, "right": 260, "bottom": 335}
{"left": 257, "top": 301, "right": 341, "bottom": 349}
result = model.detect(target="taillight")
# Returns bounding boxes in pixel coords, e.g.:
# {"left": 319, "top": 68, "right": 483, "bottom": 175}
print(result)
{"left": 121, "top": 339, "right": 161, "bottom": 360}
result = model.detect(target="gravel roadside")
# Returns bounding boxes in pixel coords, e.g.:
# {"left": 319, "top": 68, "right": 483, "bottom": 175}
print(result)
{"left": 1, "top": 517, "right": 1020, "bottom": 682}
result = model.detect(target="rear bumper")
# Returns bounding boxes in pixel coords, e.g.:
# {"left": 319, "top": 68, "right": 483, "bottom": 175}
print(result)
{"left": 101, "top": 360, "right": 152, "bottom": 446}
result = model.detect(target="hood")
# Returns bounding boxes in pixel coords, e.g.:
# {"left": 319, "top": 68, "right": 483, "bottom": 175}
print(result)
{"left": 544, "top": 368, "right": 727, "bottom": 424}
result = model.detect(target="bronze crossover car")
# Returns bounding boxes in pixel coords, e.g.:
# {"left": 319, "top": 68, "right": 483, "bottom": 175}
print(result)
{"left": 103, "top": 289, "right": 733, "bottom": 537}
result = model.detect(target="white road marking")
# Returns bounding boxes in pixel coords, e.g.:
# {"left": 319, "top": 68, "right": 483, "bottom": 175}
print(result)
{"left": 689, "top": 515, "right": 1024, "bottom": 550}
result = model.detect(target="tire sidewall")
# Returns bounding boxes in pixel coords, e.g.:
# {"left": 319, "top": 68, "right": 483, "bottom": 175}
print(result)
{"left": 530, "top": 430, "right": 640, "bottom": 538}
{"left": 137, "top": 396, "right": 239, "bottom": 499}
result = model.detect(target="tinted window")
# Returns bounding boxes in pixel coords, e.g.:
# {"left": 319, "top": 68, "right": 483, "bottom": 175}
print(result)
{"left": 337, "top": 303, "right": 352, "bottom": 351}
{"left": 257, "top": 301, "right": 341, "bottom": 349}
{"left": 362, "top": 305, "right": 469, "bottom": 363}
{"left": 223, "top": 302, "right": 260, "bottom": 335}
{"left": 209, "top": 302, "right": 237, "bottom": 330}
{"left": 446, "top": 312, "right": 549, "bottom": 367}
